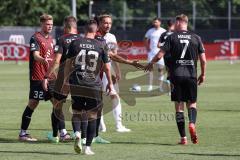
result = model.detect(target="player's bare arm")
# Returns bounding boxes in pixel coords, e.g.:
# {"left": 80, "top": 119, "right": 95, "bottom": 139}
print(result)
{"left": 144, "top": 37, "right": 150, "bottom": 52}
{"left": 42, "top": 53, "right": 62, "bottom": 91}
{"left": 109, "top": 51, "right": 144, "bottom": 69}
{"left": 144, "top": 50, "right": 165, "bottom": 72}
{"left": 112, "top": 61, "right": 121, "bottom": 81}
{"left": 46, "top": 53, "right": 62, "bottom": 78}
{"left": 198, "top": 53, "right": 207, "bottom": 85}
{"left": 33, "top": 51, "right": 48, "bottom": 65}
{"left": 104, "top": 62, "right": 113, "bottom": 94}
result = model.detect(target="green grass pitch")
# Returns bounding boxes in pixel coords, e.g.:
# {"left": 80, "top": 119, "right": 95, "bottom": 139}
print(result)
{"left": 0, "top": 61, "right": 239, "bottom": 160}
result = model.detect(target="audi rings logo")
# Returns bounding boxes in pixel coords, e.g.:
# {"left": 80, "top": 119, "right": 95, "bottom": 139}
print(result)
{"left": 0, "top": 42, "right": 29, "bottom": 60}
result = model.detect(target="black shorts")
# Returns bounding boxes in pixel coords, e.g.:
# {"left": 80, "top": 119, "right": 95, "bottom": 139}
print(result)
{"left": 70, "top": 85, "right": 102, "bottom": 111}
{"left": 29, "top": 80, "right": 55, "bottom": 101}
{"left": 53, "top": 71, "right": 68, "bottom": 101}
{"left": 170, "top": 76, "right": 197, "bottom": 103}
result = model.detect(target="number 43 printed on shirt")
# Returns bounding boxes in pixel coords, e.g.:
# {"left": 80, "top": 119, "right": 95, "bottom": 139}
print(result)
{"left": 75, "top": 49, "right": 99, "bottom": 72}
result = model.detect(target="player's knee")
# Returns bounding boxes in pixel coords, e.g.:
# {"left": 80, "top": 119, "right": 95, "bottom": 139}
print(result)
{"left": 87, "top": 111, "right": 98, "bottom": 120}
{"left": 96, "top": 107, "right": 103, "bottom": 118}
{"left": 187, "top": 102, "right": 197, "bottom": 108}
{"left": 175, "top": 102, "right": 184, "bottom": 112}
{"left": 28, "top": 99, "right": 39, "bottom": 110}
{"left": 52, "top": 99, "right": 64, "bottom": 109}
{"left": 110, "top": 94, "right": 118, "bottom": 100}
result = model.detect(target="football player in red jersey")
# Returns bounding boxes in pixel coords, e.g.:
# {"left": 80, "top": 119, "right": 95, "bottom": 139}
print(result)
{"left": 18, "top": 14, "right": 55, "bottom": 142}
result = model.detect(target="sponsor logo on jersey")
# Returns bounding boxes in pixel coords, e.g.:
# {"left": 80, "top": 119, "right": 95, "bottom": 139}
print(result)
{"left": 176, "top": 60, "right": 194, "bottom": 65}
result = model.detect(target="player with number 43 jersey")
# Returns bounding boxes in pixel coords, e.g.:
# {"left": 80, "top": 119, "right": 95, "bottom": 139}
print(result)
{"left": 63, "top": 19, "right": 113, "bottom": 155}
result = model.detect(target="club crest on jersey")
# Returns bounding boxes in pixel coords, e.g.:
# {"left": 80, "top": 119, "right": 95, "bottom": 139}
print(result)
{"left": 66, "top": 39, "right": 72, "bottom": 43}
{"left": 54, "top": 45, "right": 59, "bottom": 51}
{"left": 31, "top": 43, "right": 35, "bottom": 48}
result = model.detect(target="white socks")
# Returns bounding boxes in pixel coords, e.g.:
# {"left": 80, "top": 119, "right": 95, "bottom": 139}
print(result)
{"left": 100, "top": 116, "right": 106, "bottom": 132}
{"left": 60, "top": 129, "right": 67, "bottom": 137}
{"left": 159, "top": 73, "right": 164, "bottom": 85}
{"left": 75, "top": 131, "right": 81, "bottom": 139}
{"left": 148, "top": 71, "right": 153, "bottom": 87}
{"left": 112, "top": 96, "right": 123, "bottom": 128}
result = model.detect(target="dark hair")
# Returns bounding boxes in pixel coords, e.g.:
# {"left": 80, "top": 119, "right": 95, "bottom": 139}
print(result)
{"left": 93, "top": 16, "right": 99, "bottom": 25}
{"left": 85, "top": 19, "right": 98, "bottom": 33}
{"left": 153, "top": 17, "right": 161, "bottom": 22}
{"left": 176, "top": 14, "right": 188, "bottom": 23}
{"left": 64, "top": 16, "right": 77, "bottom": 30}
{"left": 98, "top": 14, "right": 112, "bottom": 23}
{"left": 167, "top": 19, "right": 175, "bottom": 27}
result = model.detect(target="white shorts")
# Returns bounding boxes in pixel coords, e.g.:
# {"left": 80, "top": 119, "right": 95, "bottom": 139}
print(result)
{"left": 102, "top": 73, "right": 119, "bottom": 96}
{"left": 148, "top": 51, "right": 165, "bottom": 68}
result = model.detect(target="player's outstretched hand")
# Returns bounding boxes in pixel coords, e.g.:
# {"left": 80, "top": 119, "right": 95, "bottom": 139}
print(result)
{"left": 198, "top": 74, "right": 205, "bottom": 85}
{"left": 106, "top": 83, "right": 113, "bottom": 95}
{"left": 144, "top": 62, "right": 154, "bottom": 72}
{"left": 42, "top": 78, "right": 49, "bottom": 91}
{"left": 41, "top": 59, "right": 49, "bottom": 65}
{"left": 131, "top": 60, "right": 145, "bottom": 70}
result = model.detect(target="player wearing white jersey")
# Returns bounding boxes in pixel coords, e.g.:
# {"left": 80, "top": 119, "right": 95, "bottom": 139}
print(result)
{"left": 98, "top": 14, "right": 131, "bottom": 134}
{"left": 144, "top": 18, "right": 166, "bottom": 92}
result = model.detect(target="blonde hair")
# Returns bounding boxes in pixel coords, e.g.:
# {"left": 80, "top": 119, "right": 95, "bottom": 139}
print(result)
{"left": 40, "top": 14, "right": 53, "bottom": 23}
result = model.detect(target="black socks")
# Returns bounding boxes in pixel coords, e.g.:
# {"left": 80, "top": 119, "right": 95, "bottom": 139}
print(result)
{"left": 21, "top": 106, "right": 34, "bottom": 130}
{"left": 86, "top": 119, "right": 96, "bottom": 146}
{"left": 95, "top": 117, "right": 101, "bottom": 137}
{"left": 176, "top": 112, "right": 186, "bottom": 138}
{"left": 51, "top": 109, "right": 60, "bottom": 137}
{"left": 188, "top": 107, "right": 197, "bottom": 124}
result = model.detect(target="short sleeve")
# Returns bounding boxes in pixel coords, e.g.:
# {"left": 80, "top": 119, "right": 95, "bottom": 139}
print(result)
{"left": 197, "top": 36, "right": 205, "bottom": 55}
{"left": 107, "top": 34, "right": 118, "bottom": 51}
{"left": 66, "top": 41, "right": 75, "bottom": 59}
{"left": 30, "top": 36, "right": 39, "bottom": 52}
{"left": 160, "top": 35, "right": 171, "bottom": 53}
{"left": 54, "top": 37, "right": 63, "bottom": 54}
{"left": 158, "top": 32, "right": 166, "bottom": 46}
{"left": 145, "top": 29, "right": 151, "bottom": 39}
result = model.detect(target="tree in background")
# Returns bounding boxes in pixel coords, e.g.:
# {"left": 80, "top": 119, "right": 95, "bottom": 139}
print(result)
{"left": 0, "top": 0, "right": 88, "bottom": 26}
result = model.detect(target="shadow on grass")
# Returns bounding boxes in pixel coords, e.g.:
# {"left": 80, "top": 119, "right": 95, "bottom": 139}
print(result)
{"left": 0, "top": 138, "right": 73, "bottom": 144}
{"left": 0, "top": 150, "right": 74, "bottom": 156}
{"left": 0, "top": 128, "right": 50, "bottom": 131}
{"left": 0, "top": 138, "right": 50, "bottom": 144}
{"left": 111, "top": 141, "right": 177, "bottom": 146}
{"left": 203, "top": 109, "right": 240, "bottom": 112}
{"left": 174, "top": 152, "right": 240, "bottom": 157}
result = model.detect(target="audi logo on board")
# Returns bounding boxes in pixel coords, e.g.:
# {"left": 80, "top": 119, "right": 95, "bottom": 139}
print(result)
{"left": 0, "top": 42, "right": 29, "bottom": 60}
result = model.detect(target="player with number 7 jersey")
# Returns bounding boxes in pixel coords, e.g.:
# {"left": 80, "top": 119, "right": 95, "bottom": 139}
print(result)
{"left": 145, "top": 14, "right": 206, "bottom": 145}
{"left": 162, "top": 30, "right": 205, "bottom": 78}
